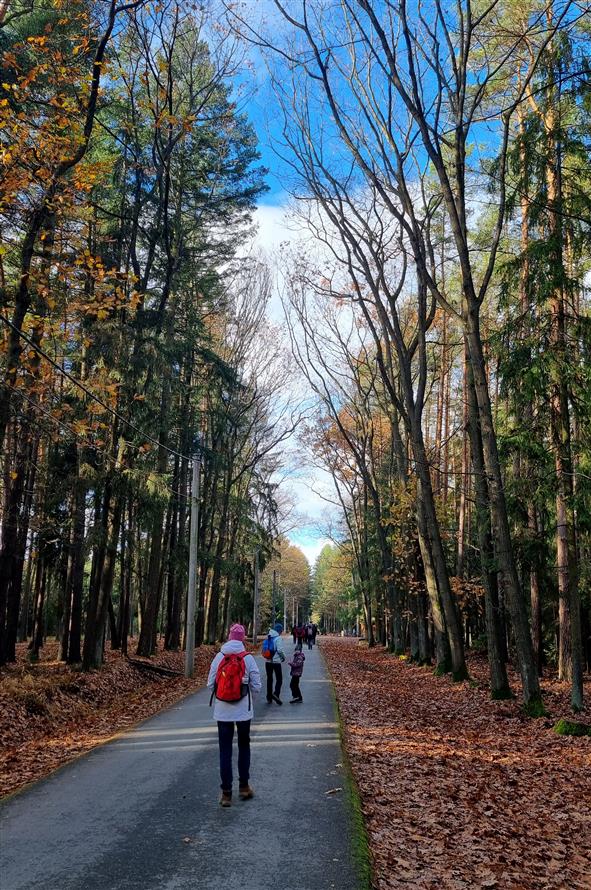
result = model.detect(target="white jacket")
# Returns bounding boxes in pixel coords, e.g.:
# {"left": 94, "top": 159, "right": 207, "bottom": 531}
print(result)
{"left": 207, "top": 640, "right": 261, "bottom": 722}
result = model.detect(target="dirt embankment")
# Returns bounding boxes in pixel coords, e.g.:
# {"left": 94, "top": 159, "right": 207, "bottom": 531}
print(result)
{"left": 0, "top": 641, "right": 216, "bottom": 797}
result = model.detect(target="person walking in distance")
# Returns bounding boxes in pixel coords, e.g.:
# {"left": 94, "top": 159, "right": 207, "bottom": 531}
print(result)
{"left": 207, "top": 624, "right": 261, "bottom": 807}
{"left": 305, "top": 621, "right": 314, "bottom": 650}
{"left": 262, "top": 622, "right": 285, "bottom": 704}
{"left": 288, "top": 649, "right": 305, "bottom": 703}
{"left": 294, "top": 622, "right": 304, "bottom": 651}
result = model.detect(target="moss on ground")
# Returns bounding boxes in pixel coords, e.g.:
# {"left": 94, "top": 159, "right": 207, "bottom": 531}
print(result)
{"left": 523, "top": 696, "right": 548, "bottom": 718}
{"left": 554, "top": 718, "right": 591, "bottom": 737}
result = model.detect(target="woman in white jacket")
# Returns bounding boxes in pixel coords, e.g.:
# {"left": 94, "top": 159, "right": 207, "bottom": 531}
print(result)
{"left": 207, "top": 623, "right": 261, "bottom": 807}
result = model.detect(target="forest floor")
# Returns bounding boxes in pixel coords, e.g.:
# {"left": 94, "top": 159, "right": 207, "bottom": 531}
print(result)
{"left": 321, "top": 638, "right": 591, "bottom": 890}
{"left": 0, "top": 640, "right": 216, "bottom": 798}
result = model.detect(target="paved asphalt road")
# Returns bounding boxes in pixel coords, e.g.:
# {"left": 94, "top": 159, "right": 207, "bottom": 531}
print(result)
{"left": 1, "top": 641, "right": 361, "bottom": 890}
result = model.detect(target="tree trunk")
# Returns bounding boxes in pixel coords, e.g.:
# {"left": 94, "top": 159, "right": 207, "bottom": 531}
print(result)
{"left": 465, "top": 348, "right": 511, "bottom": 698}
{"left": 464, "top": 308, "right": 541, "bottom": 709}
{"left": 137, "top": 385, "right": 169, "bottom": 657}
{"left": 456, "top": 344, "right": 469, "bottom": 578}
{"left": 83, "top": 485, "right": 109, "bottom": 669}
{"left": 119, "top": 502, "right": 132, "bottom": 656}
{"left": 0, "top": 461, "right": 27, "bottom": 664}
{"left": 108, "top": 595, "right": 121, "bottom": 650}
{"left": 67, "top": 484, "right": 86, "bottom": 665}
{"left": 29, "top": 559, "right": 47, "bottom": 660}
{"left": 416, "top": 587, "right": 430, "bottom": 665}
{"left": 164, "top": 491, "right": 180, "bottom": 650}
{"left": 17, "top": 548, "right": 34, "bottom": 643}
{"left": 544, "top": 118, "right": 583, "bottom": 708}
{"left": 84, "top": 493, "right": 123, "bottom": 669}
{"left": 529, "top": 505, "right": 543, "bottom": 674}
{"left": 413, "top": 425, "right": 467, "bottom": 679}
{"left": 206, "top": 482, "right": 231, "bottom": 644}
{"left": 59, "top": 457, "right": 86, "bottom": 663}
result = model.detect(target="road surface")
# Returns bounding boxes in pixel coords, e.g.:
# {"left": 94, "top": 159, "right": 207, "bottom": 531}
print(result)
{"left": 1, "top": 641, "right": 361, "bottom": 890}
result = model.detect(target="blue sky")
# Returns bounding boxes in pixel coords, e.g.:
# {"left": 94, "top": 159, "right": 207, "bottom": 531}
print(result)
{"left": 244, "top": 83, "right": 291, "bottom": 206}
{"left": 249, "top": 178, "right": 338, "bottom": 566}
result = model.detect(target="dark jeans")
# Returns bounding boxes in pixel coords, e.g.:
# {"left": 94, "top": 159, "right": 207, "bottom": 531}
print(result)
{"left": 265, "top": 661, "right": 282, "bottom": 700}
{"left": 217, "top": 720, "right": 251, "bottom": 792}
{"left": 290, "top": 675, "right": 302, "bottom": 700}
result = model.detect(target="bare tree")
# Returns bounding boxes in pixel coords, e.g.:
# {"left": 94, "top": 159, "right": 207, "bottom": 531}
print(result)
{"left": 223, "top": 0, "right": 577, "bottom": 706}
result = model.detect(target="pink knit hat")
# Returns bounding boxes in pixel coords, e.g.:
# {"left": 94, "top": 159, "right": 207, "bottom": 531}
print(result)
{"left": 228, "top": 623, "right": 246, "bottom": 641}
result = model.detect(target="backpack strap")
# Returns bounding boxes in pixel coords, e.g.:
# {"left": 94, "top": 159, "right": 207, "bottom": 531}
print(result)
{"left": 209, "top": 652, "right": 226, "bottom": 706}
{"left": 241, "top": 651, "right": 252, "bottom": 710}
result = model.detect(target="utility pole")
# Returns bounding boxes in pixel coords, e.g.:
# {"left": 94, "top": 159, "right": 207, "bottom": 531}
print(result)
{"left": 252, "top": 548, "right": 260, "bottom": 646}
{"left": 184, "top": 454, "right": 201, "bottom": 678}
{"left": 272, "top": 569, "right": 277, "bottom": 623}
{"left": 283, "top": 582, "right": 287, "bottom": 632}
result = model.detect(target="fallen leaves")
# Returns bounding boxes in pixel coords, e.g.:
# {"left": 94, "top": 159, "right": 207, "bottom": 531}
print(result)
{"left": 321, "top": 639, "right": 591, "bottom": 890}
{"left": 0, "top": 641, "right": 215, "bottom": 798}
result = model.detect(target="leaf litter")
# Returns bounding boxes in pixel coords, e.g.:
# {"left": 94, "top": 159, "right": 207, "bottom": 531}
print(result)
{"left": 0, "top": 640, "right": 215, "bottom": 797}
{"left": 322, "top": 638, "right": 590, "bottom": 890}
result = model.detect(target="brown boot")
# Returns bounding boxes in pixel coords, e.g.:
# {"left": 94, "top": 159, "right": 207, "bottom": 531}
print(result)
{"left": 238, "top": 785, "right": 254, "bottom": 800}
{"left": 219, "top": 791, "right": 232, "bottom": 807}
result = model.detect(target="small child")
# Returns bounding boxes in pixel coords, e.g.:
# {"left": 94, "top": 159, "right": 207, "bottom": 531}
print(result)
{"left": 288, "top": 650, "right": 305, "bottom": 703}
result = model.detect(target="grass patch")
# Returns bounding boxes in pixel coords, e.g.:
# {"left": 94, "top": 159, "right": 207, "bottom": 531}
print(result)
{"left": 323, "top": 656, "right": 372, "bottom": 890}
{"left": 554, "top": 718, "right": 591, "bottom": 737}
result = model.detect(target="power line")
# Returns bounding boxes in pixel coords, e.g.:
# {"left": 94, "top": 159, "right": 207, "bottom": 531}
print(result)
{"left": 7, "top": 383, "right": 182, "bottom": 497}
{"left": 0, "top": 313, "right": 193, "bottom": 462}
{"left": 7, "top": 381, "right": 112, "bottom": 455}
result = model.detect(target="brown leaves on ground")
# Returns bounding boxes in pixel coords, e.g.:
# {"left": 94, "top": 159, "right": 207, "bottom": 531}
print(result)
{"left": 0, "top": 641, "right": 215, "bottom": 798}
{"left": 321, "top": 639, "right": 591, "bottom": 890}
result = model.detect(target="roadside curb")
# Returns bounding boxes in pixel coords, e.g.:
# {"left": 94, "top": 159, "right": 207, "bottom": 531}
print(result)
{"left": 319, "top": 642, "right": 373, "bottom": 890}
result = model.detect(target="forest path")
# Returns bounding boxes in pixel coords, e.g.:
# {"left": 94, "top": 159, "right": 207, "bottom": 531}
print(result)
{"left": 0, "top": 641, "right": 360, "bottom": 890}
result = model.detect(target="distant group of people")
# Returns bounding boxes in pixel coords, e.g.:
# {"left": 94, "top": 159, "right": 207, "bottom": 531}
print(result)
{"left": 206, "top": 621, "right": 312, "bottom": 806}
{"left": 292, "top": 620, "right": 317, "bottom": 651}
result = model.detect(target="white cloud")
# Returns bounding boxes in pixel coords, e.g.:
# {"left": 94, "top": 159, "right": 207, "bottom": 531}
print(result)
{"left": 250, "top": 199, "right": 345, "bottom": 559}
{"left": 253, "top": 201, "right": 295, "bottom": 253}
{"left": 290, "top": 536, "right": 333, "bottom": 567}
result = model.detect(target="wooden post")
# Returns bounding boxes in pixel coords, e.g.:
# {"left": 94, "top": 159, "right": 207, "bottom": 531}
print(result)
{"left": 184, "top": 455, "right": 200, "bottom": 678}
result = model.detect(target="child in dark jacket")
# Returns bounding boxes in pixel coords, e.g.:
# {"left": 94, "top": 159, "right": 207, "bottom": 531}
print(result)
{"left": 288, "top": 650, "right": 305, "bottom": 703}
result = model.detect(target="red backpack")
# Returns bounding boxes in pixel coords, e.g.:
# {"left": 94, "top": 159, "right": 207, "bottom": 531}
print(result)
{"left": 210, "top": 651, "right": 249, "bottom": 705}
